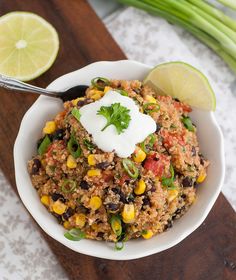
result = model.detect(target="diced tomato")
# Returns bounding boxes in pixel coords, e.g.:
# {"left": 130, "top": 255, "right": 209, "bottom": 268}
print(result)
{"left": 174, "top": 101, "right": 192, "bottom": 113}
{"left": 118, "top": 174, "right": 130, "bottom": 185}
{"left": 144, "top": 153, "right": 168, "bottom": 177}
{"left": 161, "top": 130, "right": 185, "bottom": 149}
{"left": 102, "top": 171, "right": 114, "bottom": 182}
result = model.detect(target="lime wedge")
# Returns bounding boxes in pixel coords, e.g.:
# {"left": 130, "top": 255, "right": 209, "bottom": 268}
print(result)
{"left": 0, "top": 12, "right": 59, "bottom": 81}
{"left": 144, "top": 62, "right": 216, "bottom": 111}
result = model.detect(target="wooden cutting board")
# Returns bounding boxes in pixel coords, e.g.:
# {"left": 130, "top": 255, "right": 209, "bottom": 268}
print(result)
{"left": 0, "top": 1, "right": 235, "bottom": 279}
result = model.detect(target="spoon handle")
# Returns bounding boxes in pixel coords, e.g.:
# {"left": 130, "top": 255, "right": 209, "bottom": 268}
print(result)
{"left": 0, "top": 74, "right": 61, "bottom": 98}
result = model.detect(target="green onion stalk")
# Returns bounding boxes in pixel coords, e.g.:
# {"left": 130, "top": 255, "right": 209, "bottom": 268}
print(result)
{"left": 118, "top": 0, "right": 236, "bottom": 74}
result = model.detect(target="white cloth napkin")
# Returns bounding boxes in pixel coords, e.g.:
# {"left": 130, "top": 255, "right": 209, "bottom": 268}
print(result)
{"left": 0, "top": 6, "right": 235, "bottom": 279}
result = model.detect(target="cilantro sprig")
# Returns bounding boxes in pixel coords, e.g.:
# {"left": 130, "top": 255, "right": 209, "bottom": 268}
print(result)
{"left": 97, "top": 103, "right": 131, "bottom": 134}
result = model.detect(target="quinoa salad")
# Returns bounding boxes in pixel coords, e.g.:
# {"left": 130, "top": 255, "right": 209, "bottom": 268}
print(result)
{"left": 28, "top": 77, "right": 209, "bottom": 248}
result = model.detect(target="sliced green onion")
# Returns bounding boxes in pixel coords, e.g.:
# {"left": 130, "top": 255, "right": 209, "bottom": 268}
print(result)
{"left": 116, "top": 89, "right": 129, "bottom": 96}
{"left": 91, "top": 77, "right": 110, "bottom": 90}
{"left": 83, "top": 139, "right": 96, "bottom": 151}
{"left": 122, "top": 159, "right": 139, "bottom": 179}
{"left": 181, "top": 116, "right": 194, "bottom": 132}
{"left": 140, "top": 134, "right": 156, "bottom": 153}
{"left": 38, "top": 135, "right": 51, "bottom": 155}
{"left": 61, "top": 179, "right": 77, "bottom": 193}
{"left": 64, "top": 228, "right": 85, "bottom": 241}
{"left": 71, "top": 107, "right": 81, "bottom": 122}
{"left": 114, "top": 241, "right": 125, "bottom": 251}
{"left": 143, "top": 102, "right": 160, "bottom": 114}
{"left": 67, "top": 134, "right": 82, "bottom": 158}
{"left": 110, "top": 215, "right": 122, "bottom": 236}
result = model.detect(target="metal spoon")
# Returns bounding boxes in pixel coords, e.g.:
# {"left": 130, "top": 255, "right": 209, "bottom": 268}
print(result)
{"left": 0, "top": 74, "right": 89, "bottom": 102}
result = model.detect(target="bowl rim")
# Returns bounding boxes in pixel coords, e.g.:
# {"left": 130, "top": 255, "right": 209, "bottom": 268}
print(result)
{"left": 13, "top": 60, "right": 225, "bottom": 260}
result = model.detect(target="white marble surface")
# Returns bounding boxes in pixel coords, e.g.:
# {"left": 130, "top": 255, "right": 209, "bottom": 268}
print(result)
{"left": 1, "top": 4, "right": 236, "bottom": 279}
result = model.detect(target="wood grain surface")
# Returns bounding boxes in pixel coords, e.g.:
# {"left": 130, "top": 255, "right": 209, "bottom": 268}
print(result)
{"left": 0, "top": 1, "right": 235, "bottom": 279}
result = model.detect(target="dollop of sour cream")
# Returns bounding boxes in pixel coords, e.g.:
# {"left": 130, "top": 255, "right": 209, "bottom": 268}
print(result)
{"left": 79, "top": 91, "right": 156, "bottom": 158}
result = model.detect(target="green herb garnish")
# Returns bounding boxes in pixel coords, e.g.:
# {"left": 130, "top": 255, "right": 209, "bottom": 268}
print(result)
{"left": 122, "top": 159, "right": 139, "bottom": 179}
{"left": 38, "top": 135, "right": 51, "bottom": 155}
{"left": 83, "top": 139, "right": 96, "bottom": 151}
{"left": 161, "top": 164, "right": 176, "bottom": 190}
{"left": 181, "top": 116, "right": 194, "bottom": 132}
{"left": 67, "top": 133, "right": 82, "bottom": 158}
{"left": 71, "top": 107, "right": 81, "bottom": 122}
{"left": 97, "top": 103, "right": 131, "bottom": 134}
{"left": 64, "top": 228, "right": 85, "bottom": 241}
{"left": 61, "top": 179, "right": 77, "bottom": 193}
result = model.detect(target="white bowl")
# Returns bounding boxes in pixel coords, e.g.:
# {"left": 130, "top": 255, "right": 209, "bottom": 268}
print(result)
{"left": 14, "top": 60, "right": 225, "bottom": 260}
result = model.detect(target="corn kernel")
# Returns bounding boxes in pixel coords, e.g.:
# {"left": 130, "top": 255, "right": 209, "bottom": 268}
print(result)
{"left": 89, "top": 196, "right": 102, "bottom": 210}
{"left": 67, "top": 155, "right": 77, "bottom": 169}
{"left": 63, "top": 221, "right": 70, "bottom": 229}
{"left": 88, "top": 154, "right": 96, "bottom": 166}
{"left": 122, "top": 204, "right": 135, "bottom": 223}
{"left": 52, "top": 200, "right": 67, "bottom": 215}
{"left": 134, "top": 180, "right": 146, "bottom": 195}
{"left": 91, "top": 223, "right": 98, "bottom": 231}
{"left": 75, "top": 213, "right": 86, "bottom": 228}
{"left": 133, "top": 147, "right": 146, "bottom": 163}
{"left": 72, "top": 97, "right": 84, "bottom": 106}
{"left": 90, "top": 90, "right": 104, "bottom": 100}
{"left": 43, "top": 121, "right": 56, "bottom": 134}
{"left": 145, "top": 95, "right": 157, "bottom": 103}
{"left": 142, "top": 229, "right": 153, "bottom": 239}
{"left": 40, "top": 195, "right": 50, "bottom": 206}
{"left": 104, "top": 86, "right": 112, "bottom": 93}
{"left": 196, "top": 170, "right": 207, "bottom": 183}
{"left": 87, "top": 169, "right": 101, "bottom": 177}
{"left": 167, "top": 189, "right": 179, "bottom": 203}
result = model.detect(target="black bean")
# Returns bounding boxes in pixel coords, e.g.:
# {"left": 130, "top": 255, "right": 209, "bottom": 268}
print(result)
{"left": 112, "top": 187, "right": 120, "bottom": 195}
{"left": 142, "top": 197, "right": 150, "bottom": 207}
{"left": 52, "top": 129, "right": 65, "bottom": 141}
{"left": 119, "top": 192, "right": 127, "bottom": 203}
{"left": 80, "top": 180, "right": 90, "bottom": 190}
{"left": 62, "top": 207, "right": 74, "bottom": 220}
{"left": 191, "top": 146, "right": 196, "bottom": 156}
{"left": 155, "top": 123, "right": 161, "bottom": 133}
{"left": 175, "top": 208, "right": 182, "bottom": 215}
{"left": 181, "top": 194, "right": 187, "bottom": 199}
{"left": 150, "top": 185, "right": 156, "bottom": 192}
{"left": 96, "top": 162, "right": 110, "bottom": 170}
{"left": 164, "top": 220, "right": 173, "bottom": 230}
{"left": 127, "top": 193, "right": 135, "bottom": 202}
{"left": 31, "top": 158, "right": 41, "bottom": 175}
{"left": 51, "top": 193, "right": 65, "bottom": 202}
{"left": 77, "top": 98, "right": 91, "bottom": 107}
{"left": 106, "top": 203, "right": 119, "bottom": 212}
{"left": 52, "top": 213, "right": 63, "bottom": 224}
{"left": 182, "top": 177, "right": 193, "bottom": 188}
{"left": 174, "top": 98, "right": 180, "bottom": 102}
{"left": 97, "top": 232, "right": 104, "bottom": 239}
{"left": 77, "top": 205, "right": 90, "bottom": 214}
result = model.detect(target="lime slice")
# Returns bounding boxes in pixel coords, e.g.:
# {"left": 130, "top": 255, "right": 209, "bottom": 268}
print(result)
{"left": 144, "top": 62, "right": 216, "bottom": 111}
{"left": 0, "top": 12, "right": 59, "bottom": 81}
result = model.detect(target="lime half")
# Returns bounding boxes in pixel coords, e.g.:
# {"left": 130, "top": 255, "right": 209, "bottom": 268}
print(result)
{"left": 0, "top": 12, "right": 59, "bottom": 81}
{"left": 144, "top": 62, "right": 216, "bottom": 111}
